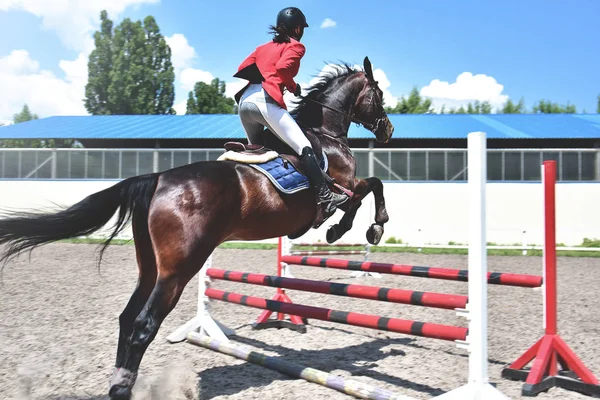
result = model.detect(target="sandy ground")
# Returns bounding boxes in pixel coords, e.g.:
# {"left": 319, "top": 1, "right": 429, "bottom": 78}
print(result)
{"left": 0, "top": 243, "right": 599, "bottom": 400}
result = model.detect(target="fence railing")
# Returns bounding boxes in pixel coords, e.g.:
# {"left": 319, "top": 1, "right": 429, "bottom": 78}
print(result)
{"left": 0, "top": 148, "right": 598, "bottom": 182}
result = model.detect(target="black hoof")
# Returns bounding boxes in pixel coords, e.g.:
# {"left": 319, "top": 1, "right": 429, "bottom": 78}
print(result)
{"left": 109, "top": 385, "right": 132, "bottom": 400}
{"left": 326, "top": 225, "right": 341, "bottom": 243}
{"left": 366, "top": 224, "right": 383, "bottom": 245}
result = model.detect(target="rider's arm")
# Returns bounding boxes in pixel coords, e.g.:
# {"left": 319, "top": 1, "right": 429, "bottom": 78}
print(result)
{"left": 275, "top": 41, "right": 305, "bottom": 94}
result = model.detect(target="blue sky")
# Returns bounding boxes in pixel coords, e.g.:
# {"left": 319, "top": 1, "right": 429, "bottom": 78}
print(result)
{"left": 1, "top": 0, "right": 599, "bottom": 121}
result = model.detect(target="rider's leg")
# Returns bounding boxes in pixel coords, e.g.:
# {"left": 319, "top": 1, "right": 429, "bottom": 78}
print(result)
{"left": 239, "top": 102, "right": 267, "bottom": 146}
{"left": 238, "top": 84, "right": 268, "bottom": 146}
{"left": 240, "top": 85, "right": 346, "bottom": 214}
{"left": 261, "top": 99, "right": 347, "bottom": 215}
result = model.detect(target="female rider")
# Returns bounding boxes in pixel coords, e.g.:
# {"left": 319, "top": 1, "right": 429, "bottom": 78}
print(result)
{"left": 233, "top": 6, "right": 347, "bottom": 217}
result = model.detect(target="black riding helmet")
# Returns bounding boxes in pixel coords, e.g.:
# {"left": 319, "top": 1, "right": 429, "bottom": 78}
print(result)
{"left": 276, "top": 7, "right": 309, "bottom": 31}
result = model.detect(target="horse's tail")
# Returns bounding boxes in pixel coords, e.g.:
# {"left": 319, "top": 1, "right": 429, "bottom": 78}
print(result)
{"left": 0, "top": 173, "right": 160, "bottom": 265}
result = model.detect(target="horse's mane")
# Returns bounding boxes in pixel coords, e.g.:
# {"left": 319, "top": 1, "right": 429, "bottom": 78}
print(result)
{"left": 291, "top": 62, "right": 361, "bottom": 123}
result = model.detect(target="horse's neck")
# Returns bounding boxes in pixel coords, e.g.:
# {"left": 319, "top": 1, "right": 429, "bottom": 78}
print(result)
{"left": 311, "top": 78, "right": 361, "bottom": 142}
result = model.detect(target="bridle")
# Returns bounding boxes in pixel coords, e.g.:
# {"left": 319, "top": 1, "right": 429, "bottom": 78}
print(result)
{"left": 300, "top": 79, "right": 388, "bottom": 137}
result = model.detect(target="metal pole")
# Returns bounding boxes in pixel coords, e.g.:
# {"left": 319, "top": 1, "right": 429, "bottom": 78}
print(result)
{"left": 467, "top": 131, "right": 488, "bottom": 385}
{"left": 51, "top": 149, "right": 57, "bottom": 179}
{"left": 153, "top": 140, "right": 160, "bottom": 173}
{"left": 368, "top": 140, "right": 374, "bottom": 177}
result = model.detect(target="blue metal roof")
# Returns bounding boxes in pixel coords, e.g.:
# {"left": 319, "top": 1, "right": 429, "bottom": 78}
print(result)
{"left": 1, "top": 114, "right": 599, "bottom": 140}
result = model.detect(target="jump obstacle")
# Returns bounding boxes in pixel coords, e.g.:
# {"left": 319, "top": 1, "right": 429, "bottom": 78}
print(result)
{"left": 500, "top": 160, "right": 600, "bottom": 397}
{"left": 283, "top": 236, "right": 379, "bottom": 278}
{"left": 167, "top": 132, "right": 600, "bottom": 399}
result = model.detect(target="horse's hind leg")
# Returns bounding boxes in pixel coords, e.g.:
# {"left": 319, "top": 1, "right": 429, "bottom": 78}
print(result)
{"left": 109, "top": 225, "right": 217, "bottom": 399}
{"left": 114, "top": 219, "right": 157, "bottom": 373}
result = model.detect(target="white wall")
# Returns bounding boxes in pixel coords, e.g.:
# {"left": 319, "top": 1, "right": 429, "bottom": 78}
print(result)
{"left": 0, "top": 180, "right": 598, "bottom": 246}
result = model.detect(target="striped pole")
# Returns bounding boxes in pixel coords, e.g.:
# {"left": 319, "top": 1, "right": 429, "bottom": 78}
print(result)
{"left": 293, "top": 242, "right": 368, "bottom": 247}
{"left": 206, "top": 288, "right": 468, "bottom": 342}
{"left": 291, "top": 250, "right": 368, "bottom": 256}
{"left": 281, "top": 256, "right": 543, "bottom": 288}
{"left": 207, "top": 268, "right": 468, "bottom": 310}
{"left": 187, "top": 332, "right": 415, "bottom": 400}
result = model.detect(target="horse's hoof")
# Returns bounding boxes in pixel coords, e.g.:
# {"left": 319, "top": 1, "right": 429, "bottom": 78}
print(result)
{"left": 326, "top": 225, "right": 341, "bottom": 243}
{"left": 366, "top": 224, "right": 383, "bottom": 245}
{"left": 108, "top": 385, "right": 132, "bottom": 400}
{"left": 108, "top": 368, "right": 137, "bottom": 400}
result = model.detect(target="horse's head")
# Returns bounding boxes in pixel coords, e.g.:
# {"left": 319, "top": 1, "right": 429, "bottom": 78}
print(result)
{"left": 352, "top": 57, "right": 394, "bottom": 143}
{"left": 291, "top": 58, "right": 394, "bottom": 144}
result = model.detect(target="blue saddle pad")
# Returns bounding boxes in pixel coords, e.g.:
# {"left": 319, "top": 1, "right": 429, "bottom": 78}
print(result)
{"left": 249, "top": 153, "right": 328, "bottom": 194}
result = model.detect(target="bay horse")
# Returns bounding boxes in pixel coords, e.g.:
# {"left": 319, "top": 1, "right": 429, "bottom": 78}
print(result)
{"left": 0, "top": 56, "right": 393, "bottom": 399}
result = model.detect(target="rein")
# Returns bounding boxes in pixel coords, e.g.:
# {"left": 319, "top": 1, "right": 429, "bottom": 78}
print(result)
{"left": 299, "top": 85, "right": 387, "bottom": 136}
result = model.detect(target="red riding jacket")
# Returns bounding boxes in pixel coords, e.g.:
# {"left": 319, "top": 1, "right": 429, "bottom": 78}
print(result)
{"left": 234, "top": 38, "right": 305, "bottom": 110}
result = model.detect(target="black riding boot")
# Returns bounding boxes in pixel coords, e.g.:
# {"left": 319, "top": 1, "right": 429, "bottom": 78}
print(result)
{"left": 300, "top": 147, "right": 347, "bottom": 216}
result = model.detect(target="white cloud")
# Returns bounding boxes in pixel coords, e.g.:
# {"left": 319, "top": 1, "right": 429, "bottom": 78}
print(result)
{"left": 0, "top": 49, "right": 39, "bottom": 73}
{"left": 372, "top": 68, "right": 397, "bottom": 108}
{"left": 320, "top": 18, "right": 337, "bottom": 29}
{"left": 0, "top": 0, "right": 160, "bottom": 52}
{"left": 173, "top": 100, "right": 187, "bottom": 115}
{"left": 179, "top": 68, "right": 214, "bottom": 92}
{"left": 420, "top": 72, "right": 509, "bottom": 112}
{"left": 59, "top": 52, "right": 88, "bottom": 88}
{"left": 165, "top": 33, "right": 196, "bottom": 74}
{"left": 0, "top": 0, "right": 163, "bottom": 120}
{"left": 224, "top": 78, "right": 247, "bottom": 100}
{"left": 0, "top": 50, "right": 87, "bottom": 120}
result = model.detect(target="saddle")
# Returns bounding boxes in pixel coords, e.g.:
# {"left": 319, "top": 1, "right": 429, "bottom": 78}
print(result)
{"left": 220, "top": 141, "right": 334, "bottom": 186}
{"left": 218, "top": 137, "right": 343, "bottom": 235}
{"left": 220, "top": 142, "right": 279, "bottom": 163}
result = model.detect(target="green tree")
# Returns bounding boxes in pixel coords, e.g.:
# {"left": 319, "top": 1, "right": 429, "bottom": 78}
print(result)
{"left": 85, "top": 10, "right": 113, "bottom": 115}
{"left": 385, "top": 87, "right": 433, "bottom": 114}
{"left": 185, "top": 78, "right": 236, "bottom": 114}
{"left": 597, "top": 95, "right": 600, "bottom": 113}
{"left": 532, "top": 99, "right": 576, "bottom": 114}
{"left": 85, "top": 11, "right": 175, "bottom": 115}
{"left": 501, "top": 98, "right": 526, "bottom": 114}
{"left": 13, "top": 104, "right": 38, "bottom": 123}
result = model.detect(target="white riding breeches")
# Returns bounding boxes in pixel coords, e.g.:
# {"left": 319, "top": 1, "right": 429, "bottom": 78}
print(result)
{"left": 238, "top": 83, "right": 311, "bottom": 155}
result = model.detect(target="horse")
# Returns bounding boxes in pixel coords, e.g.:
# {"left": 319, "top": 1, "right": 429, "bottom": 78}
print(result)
{"left": 0, "top": 56, "right": 393, "bottom": 400}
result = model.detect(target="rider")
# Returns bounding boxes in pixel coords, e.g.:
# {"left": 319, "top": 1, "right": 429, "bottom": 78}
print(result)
{"left": 233, "top": 6, "right": 347, "bottom": 216}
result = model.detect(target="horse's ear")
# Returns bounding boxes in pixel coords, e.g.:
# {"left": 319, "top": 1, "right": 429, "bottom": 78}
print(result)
{"left": 364, "top": 57, "right": 374, "bottom": 81}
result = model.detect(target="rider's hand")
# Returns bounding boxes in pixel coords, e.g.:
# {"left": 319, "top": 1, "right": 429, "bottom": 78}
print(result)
{"left": 294, "top": 83, "right": 302, "bottom": 97}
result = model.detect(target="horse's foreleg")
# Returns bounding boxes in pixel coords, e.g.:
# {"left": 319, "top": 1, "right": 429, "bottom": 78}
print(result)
{"left": 364, "top": 177, "right": 389, "bottom": 245}
{"left": 326, "top": 198, "right": 363, "bottom": 243}
{"left": 325, "top": 178, "right": 371, "bottom": 243}
{"left": 326, "top": 177, "right": 389, "bottom": 245}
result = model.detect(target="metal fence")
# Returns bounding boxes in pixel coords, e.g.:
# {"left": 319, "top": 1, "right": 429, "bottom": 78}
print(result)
{"left": 0, "top": 148, "right": 598, "bottom": 181}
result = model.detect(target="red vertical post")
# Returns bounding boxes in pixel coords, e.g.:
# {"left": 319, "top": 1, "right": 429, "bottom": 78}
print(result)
{"left": 543, "top": 161, "right": 557, "bottom": 335}
{"left": 276, "top": 236, "right": 284, "bottom": 320}
{"left": 253, "top": 237, "right": 305, "bottom": 331}
{"left": 502, "top": 160, "right": 600, "bottom": 397}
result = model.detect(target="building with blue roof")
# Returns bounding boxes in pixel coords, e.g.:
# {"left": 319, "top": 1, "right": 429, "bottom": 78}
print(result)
{"left": 1, "top": 114, "right": 599, "bottom": 149}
